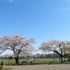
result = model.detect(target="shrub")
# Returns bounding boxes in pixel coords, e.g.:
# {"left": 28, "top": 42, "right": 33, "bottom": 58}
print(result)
{"left": 21, "top": 61, "right": 27, "bottom": 65}
{"left": 0, "top": 65, "right": 3, "bottom": 70}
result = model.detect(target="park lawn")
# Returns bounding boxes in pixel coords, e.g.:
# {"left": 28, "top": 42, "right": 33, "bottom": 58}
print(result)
{"left": 0, "top": 58, "right": 69, "bottom": 65}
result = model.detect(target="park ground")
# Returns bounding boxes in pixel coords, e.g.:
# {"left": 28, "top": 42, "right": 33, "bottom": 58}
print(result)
{"left": 3, "top": 64, "right": 70, "bottom": 70}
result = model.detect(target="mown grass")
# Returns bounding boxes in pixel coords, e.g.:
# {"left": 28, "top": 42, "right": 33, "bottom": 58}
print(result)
{"left": 0, "top": 58, "right": 69, "bottom": 65}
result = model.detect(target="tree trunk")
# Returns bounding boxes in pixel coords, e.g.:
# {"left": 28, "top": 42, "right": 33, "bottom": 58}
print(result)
{"left": 53, "top": 50, "right": 64, "bottom": 63}
{"left": 60, "top": 55, "right": 63, "bottom": 63}
{"left": 14, "top": 56, "right": 19, "bottom": 65}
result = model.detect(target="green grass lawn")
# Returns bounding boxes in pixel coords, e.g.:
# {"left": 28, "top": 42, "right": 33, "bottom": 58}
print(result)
{"left": 0, "top": 58, "right": 69, "bottom": 65}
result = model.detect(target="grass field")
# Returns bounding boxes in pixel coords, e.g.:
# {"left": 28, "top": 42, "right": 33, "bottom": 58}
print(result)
{"left": 0, "top": 58, "right": 69, "bottom": 70}
{"left": 0, "top": 58, "right": 69, "bottom": 65}
{"left": 0, "top": 58, "right": 59, "bottom": 64}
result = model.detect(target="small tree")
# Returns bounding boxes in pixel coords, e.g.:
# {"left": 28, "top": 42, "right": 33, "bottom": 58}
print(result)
{"left": 40, "top": 40, "right": 66, "bottom": 63}
{"left": 0, "top": 35, "right": 34, "bottom": 64}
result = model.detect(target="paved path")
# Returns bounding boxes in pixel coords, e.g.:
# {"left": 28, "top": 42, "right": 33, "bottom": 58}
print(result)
{"left": 3, "top": 64, "right": 70, "bottom": 70}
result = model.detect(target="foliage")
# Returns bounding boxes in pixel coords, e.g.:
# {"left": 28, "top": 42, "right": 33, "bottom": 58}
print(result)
{"left": 40, "top": 40, "right": 70, "bottom": 62}
{"left": 0, "top": 35, "right": 34, "bottom": 64}
{"left": 0, "top": 65, "right": 3, "bottom": 70}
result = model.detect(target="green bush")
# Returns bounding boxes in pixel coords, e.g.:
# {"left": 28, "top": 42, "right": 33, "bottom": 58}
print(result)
{"left": 0, "top": 65, "right": 3, "bottom": 70}
{"left": 21, "top": 61, "right": 27, "bottom": 65}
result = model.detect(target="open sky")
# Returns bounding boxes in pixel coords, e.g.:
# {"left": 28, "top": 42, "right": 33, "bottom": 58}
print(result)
{"left": 0, "top": 0, "right": 70, "bottom": 48}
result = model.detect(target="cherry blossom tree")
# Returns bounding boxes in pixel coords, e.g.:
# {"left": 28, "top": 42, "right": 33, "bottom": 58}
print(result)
{"left": 40, "top": 40, "right": 66, "bottom": 63}
{"left": 0, "top": 35, "right": 34, "bottom": 64}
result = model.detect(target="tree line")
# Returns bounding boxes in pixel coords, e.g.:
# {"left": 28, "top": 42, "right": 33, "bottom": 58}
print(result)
{"left": 0, "top": 35, "right": 70, "bottom": 64}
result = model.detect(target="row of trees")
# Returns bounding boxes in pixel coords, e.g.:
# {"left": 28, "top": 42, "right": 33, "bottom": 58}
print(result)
{"left": 0, "top": 35, "right": 70, "bottom": 64}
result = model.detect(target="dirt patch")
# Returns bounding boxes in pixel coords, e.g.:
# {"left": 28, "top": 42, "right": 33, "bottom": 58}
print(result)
{"left": 3, "top": 64, "right": 70, "bottom": 70}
